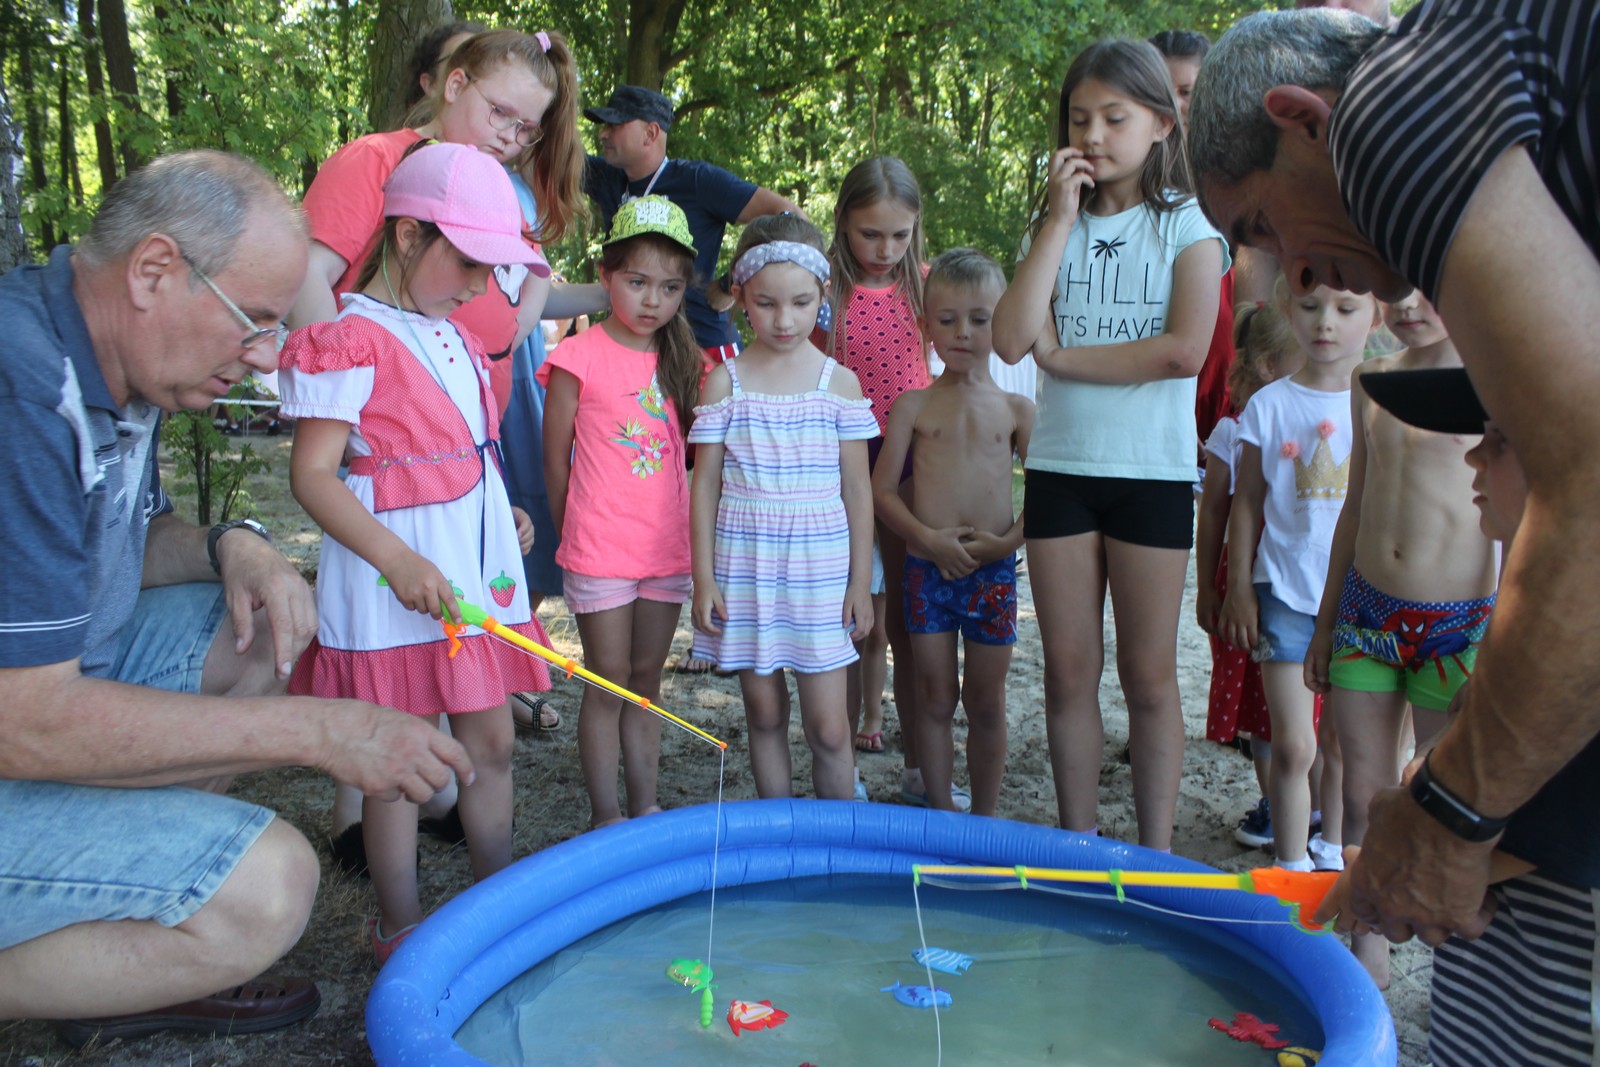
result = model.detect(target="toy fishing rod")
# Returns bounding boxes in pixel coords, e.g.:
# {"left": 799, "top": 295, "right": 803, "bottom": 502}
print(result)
{"left": 913, "top": 864, "right": 1340, "bottom": 932}
{"left": 443, "top": 600, "right": 727, "bottom": 751}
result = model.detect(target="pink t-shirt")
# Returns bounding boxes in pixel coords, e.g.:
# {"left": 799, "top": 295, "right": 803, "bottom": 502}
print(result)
{"left": 835, "top": 280, "right": 929, "bottom": 433}
{"left": 537, "top": 328, "right": 691, "bottom": 579}
{"left": 302, "top": 129, "right": 541, "bottom": 368}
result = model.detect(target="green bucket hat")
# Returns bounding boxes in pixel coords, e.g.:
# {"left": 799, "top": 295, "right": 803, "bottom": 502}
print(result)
{"left": 603, "top": 195, "right": 697, "bottom": 257}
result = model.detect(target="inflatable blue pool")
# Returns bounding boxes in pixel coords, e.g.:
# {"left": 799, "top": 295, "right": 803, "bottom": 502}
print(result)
{"left": 367, "top": 799, "right": 1395, "bottom": 1065}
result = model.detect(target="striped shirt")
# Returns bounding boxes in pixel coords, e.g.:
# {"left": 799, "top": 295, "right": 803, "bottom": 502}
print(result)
{"left": 1430, "top": 874, "right": 1599, "bottom": 1066}
{"left": 0, "top": 246, "right": 172, "bottom": 674}
{"left": 1328, "top": 0, "right": 1600, "bottom": 304}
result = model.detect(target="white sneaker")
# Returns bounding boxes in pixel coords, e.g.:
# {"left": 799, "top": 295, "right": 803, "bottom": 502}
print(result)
{"left": 1308, "top": 833, "right": 1345, "bottom": 872}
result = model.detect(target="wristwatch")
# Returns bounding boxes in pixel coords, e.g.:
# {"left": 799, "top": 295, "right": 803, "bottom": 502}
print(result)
{"left": 207, "top": 518, "right": 272, "bottom": 574}
{"left": 1408, "top": 754, "right": 1509, "bottom": 843}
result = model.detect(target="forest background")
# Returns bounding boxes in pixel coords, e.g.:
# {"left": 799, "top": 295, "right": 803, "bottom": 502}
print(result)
{"left": 4, "top": 0, "right": 1298, "bottom": 278}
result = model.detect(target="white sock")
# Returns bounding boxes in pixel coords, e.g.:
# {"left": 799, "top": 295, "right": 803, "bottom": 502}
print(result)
{"left": 1277, "top": 855, "right": 1314, "bottom": 872}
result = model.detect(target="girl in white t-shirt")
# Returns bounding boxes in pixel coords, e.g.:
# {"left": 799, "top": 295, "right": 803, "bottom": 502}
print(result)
{"left": 993, "top": 39, "right": 1228, "bottom": 849}
{"left": 1219, "top": 283, "right": 1378, "bottom": 873}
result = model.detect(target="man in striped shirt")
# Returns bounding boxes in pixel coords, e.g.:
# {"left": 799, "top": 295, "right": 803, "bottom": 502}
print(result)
{"left": 1189, "top": 4, "right": 1599, "bottom": 1063}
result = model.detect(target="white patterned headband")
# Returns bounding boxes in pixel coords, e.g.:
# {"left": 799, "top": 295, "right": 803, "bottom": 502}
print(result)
{"left": 731, "top": 241, "right": 831, "bottom": 288}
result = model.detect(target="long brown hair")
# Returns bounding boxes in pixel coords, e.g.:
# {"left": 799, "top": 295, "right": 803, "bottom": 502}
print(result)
{"left": 1228, "top": 300, "right": 1297, "bottom": 409}
{"left": 407, "top": 29, "right": 587, "bottom": 244}
{"left": 353, "top": 218, "right": 445, "bottom": 302}
{"left": 601, "top": 234, "right": 701, "bottom": 436}
{"left": 826, "top": 156, "right": 925, "bottom": 361}
{"left": 1027, "top": 39, "right": 1191, "bottom": 241}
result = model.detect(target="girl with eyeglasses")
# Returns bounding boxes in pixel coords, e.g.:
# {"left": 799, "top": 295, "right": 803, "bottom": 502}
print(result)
{"left": 287, "top": 27, "right": 586, "bottom": 880}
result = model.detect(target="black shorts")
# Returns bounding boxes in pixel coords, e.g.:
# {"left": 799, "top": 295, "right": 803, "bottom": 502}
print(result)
{"left": 1023, "top": 470, "right": 1194, "bottom": 549}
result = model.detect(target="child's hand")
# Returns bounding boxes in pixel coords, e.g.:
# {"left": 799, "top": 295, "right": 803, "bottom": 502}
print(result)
{"left": 958, "top": 529, "right": 1011, "bottom": 566}
{"left": 380, "top": 549, "right": 461, "bottom": 622}
{"left": 1046, "top": 147, "right": 1095, "bottom": 227}
{"left": 692, "top": 580, "right": 726, "bottom": 636}
{"left": 918, "top": 526, "right": 979, "bottom": 580}
{"left": 843, "top": 581, "right": 875, "bottom": 642}
{"left": 1196, "top": 584, "right": 1222, "bottom": 635}
{"left": 1304, "top": 627, "right": 1333, "bottom": 693}
{"left": 1218, "top": 587, "right": 1259, "bottom": 653}
{"left": 511, "top": 507, "right": 535, "bottom": 556}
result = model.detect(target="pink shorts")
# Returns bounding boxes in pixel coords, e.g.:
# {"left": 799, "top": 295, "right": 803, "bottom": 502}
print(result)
{"left": 562, "top": 571, "right": 693, "bottom": 615}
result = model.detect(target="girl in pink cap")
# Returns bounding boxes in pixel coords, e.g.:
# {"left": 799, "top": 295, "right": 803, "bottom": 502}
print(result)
{"left": 279, "top": 142, "right": 553, "bottom": 965}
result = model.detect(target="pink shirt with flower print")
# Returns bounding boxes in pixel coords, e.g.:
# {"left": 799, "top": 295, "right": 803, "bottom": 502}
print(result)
{"left": 537, "top": 327, "right": 691, "bottom": 579}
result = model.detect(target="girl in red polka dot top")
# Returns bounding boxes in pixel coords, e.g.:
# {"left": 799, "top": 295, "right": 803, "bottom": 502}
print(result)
{"left": 816, "top": 157, "right": 946, "bottom": 806}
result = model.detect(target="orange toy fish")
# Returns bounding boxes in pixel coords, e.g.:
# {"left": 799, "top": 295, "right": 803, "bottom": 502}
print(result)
{"left": 726, "top": 999, "right": 789, "bottom": 1036}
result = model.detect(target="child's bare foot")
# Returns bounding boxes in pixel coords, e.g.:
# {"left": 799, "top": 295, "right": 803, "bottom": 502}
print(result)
{"left": 634, "top": 805, "right": 663, "bottom": 817}
{"left": 1353, "top": 931, "right": 1391, "bottom": 989}
{"left": 590, "top": 814, "right": 627, "bottom": 831}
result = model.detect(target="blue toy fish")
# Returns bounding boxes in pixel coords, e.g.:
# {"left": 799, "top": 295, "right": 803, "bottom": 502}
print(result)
{"left": 881, "top": 981, "right": 952, "bottom": 1009}
{"left": 912, "top": 947, "right": 973, "bottom": 975}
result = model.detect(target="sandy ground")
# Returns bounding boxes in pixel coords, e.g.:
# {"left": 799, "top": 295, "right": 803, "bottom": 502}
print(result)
{"left": 0, "top": 433, "right": 1431, "bottom": 1065}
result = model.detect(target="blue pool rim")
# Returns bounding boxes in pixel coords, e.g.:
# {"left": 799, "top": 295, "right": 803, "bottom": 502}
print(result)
{"left": 367, "top": 799, "right": 1395, "bottom": 1065}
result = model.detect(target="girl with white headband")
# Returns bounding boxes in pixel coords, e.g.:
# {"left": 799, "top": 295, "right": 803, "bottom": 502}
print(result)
{"left": 688, "top": 214, "right": 879, "bottom": 800}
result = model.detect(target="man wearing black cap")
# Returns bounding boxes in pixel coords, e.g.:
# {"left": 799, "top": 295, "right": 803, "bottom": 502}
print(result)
{"left": 583, "top": 85, "right": 801, "bottom": 368}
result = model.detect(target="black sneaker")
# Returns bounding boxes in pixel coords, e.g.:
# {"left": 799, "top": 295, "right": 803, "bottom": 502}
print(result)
{"left": 1233, "top": 796, "right": 1273, "bottom": 848}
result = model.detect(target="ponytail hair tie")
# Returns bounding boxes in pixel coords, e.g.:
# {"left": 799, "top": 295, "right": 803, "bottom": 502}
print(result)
{"left": 1255, "top": 300, "right": 1266, "bottom": 308}
{"left": 535, "top": 30, "right": 551, "bottom": 53}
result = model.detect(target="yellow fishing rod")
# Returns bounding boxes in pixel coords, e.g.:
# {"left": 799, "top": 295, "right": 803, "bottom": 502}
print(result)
{"left": 913, "top": 864, "right": 1339, "bottom": 932}
{"left": 444, "top": 600, "right": 727, "bottom": 751}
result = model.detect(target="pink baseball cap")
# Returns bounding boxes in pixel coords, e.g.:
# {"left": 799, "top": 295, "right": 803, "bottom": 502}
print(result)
{"left": 383, "top": 142, "right": 551, "bottom": 278}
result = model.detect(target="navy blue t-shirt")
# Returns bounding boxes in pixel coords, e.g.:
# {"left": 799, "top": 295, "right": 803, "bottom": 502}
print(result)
{"left": 1499, "top": 731, "right": 1600, "bottom": 889}
{"left": 584, "top": 156, "right": 757, "bottom": 348}
{"left": 0, "top": 246, "right": 171, "bottom": 675}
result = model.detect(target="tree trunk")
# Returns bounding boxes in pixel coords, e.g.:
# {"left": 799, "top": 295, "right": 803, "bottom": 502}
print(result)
{"left": 17, "top": 34, "right": 55, "bottom": 248}
{"left": 79, "top": 0, "right": 119, "bottom": 188}
{"left": 98, "top": 0, "right": 144, "bottom": 175}
{"left": 367, "top": 0, "right": 454, "bottom": 135}
{"left": 150, "top": 2, "right": 185, "bottom": 121}
{"left": 625, "top": 0, "right": 688, "bottom": 91}
{"left": 0, "top": 79, "right": 31, "bottom": 272}
{"left": 57, "top": 52, "right": 83, "bottom": 206}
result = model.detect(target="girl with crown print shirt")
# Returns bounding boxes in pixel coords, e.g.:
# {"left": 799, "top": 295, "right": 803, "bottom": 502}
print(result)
{"left": 1219, "top": 281, "right": 1378, "bottom": 877}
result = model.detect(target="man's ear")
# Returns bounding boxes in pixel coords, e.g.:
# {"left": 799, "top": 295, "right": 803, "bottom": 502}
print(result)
{"left": 1262, "top": 85, "right": 1336, "bottom": 147}
{"left": 125, "top": 232, "right": 182, "bottom": 310}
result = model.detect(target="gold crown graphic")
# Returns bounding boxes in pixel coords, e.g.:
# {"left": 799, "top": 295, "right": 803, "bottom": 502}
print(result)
{"left": 1295, "top": 437, "right": 1350, "bottom": 500}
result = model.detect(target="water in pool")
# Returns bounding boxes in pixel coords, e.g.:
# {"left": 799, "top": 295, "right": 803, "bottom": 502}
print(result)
{"left": 455, "top": 874, "right": 1323, "bottom": 1065}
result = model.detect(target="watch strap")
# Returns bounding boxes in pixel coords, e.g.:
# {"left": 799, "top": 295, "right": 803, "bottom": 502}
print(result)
{"left": 207, "top": 518, "right": 271, "bottom": 574}
{"left": 1409, "top": 754, "right": 1508, "bottom": 843}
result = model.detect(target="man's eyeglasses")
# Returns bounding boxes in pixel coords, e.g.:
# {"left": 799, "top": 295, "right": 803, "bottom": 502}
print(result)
{"left": 467, "top": 81, "right": 543, "bottom": 147}
{"left": 180, "top": 251, "right": 290, "bottom": 353}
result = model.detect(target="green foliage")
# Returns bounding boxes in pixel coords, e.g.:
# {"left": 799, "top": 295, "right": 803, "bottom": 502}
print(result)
{"left": 160, "top": 387, "right": 273, "bottom": 525}
{"left": 10, "top": 0, "right": 1264, "bottom": 270}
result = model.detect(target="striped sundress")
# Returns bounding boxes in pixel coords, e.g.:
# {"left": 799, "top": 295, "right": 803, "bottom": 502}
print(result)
{"left": 688, "top": 356, "right": 878, "bottom": 674}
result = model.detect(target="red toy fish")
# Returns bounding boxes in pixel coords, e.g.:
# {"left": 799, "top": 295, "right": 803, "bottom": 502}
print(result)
{"left": 1208, "top": 1011, "right": 1289, "bottom": 1050}
{"left": 727, "top": 998, "right": 789, "bottom": 1036}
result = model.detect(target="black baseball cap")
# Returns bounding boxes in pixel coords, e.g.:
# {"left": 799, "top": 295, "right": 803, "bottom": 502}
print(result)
{"left": 584, "top": 85, "right": 675, "bottom": 130}
{"left": 1360, "top": 367, "right": 1489, "bottom": 435}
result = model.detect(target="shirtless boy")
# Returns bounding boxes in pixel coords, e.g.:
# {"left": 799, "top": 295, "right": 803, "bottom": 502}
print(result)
{"left": 1305, "top": 291, "right": 1498, "bottom": 984}
{"left": 873, "top": 249, "right": 1035, "bottom": 815}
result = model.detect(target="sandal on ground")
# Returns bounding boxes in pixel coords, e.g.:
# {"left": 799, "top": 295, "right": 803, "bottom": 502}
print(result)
{"left": 511, "top": 691, "right": 560, "bottom": 732}
{"left": 368, "top": 917, "right": 419, "bottom": 968}
{"left": 57, "top": 974, "right": 321, "bottom": 1046}
{"left": 899, "top": 783, "right": 973, "bottom": 814}
{"left": 854, "top": 730, "right": 884, "bottom": 753}
{"left": 669, "top": 655, "right": 717, "bottom": 674}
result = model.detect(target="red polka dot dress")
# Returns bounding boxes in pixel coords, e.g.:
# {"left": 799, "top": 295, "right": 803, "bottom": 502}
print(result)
{"left": 834, "top": 281, "right": 929, "bottom": 435}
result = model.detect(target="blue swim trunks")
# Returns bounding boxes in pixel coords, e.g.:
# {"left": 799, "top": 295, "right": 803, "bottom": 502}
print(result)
{"left": 903, "top": 553, "right": 1018, "bottom": 646}
{"left": 1329, "top": 567, "right": 1495, "bottom": 711}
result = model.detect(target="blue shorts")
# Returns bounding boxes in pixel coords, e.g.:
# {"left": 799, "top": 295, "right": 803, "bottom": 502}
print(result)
{"left": 904, "top": 553, "right": 1018, "bottom": 646}
{"left": 0, "top": 582, "right": 275, "bottom": 951}
{"left": 1254, "top": 582, "right": 1317, "bottom": 664}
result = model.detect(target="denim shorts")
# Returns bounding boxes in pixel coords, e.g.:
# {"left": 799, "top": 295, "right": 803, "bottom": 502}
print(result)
{"left": 0, "top": 582, "right": 275, "bottom": 951}
{"left": 106, "top": 582, "right": 230, "bottom": 691}
{"left": 1254, "top": 582, "right": 1317, "bottom": 664}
